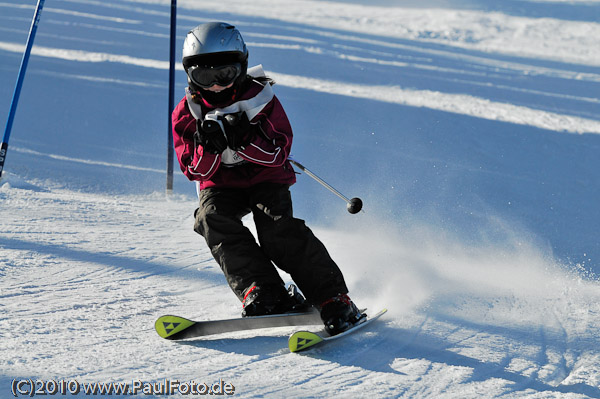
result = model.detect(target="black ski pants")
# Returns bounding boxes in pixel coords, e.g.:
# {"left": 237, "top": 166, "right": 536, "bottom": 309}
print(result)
{"left": 193, "top": 183, "right": 348, "bottom": 305}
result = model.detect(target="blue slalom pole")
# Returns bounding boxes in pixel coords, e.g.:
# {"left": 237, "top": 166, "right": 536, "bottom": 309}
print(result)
{"left": 0, "top": 0, "right": 46, "bottom": 180}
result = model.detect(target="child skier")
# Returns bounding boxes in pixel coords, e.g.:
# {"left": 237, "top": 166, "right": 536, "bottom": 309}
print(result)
{"left": 171, "top": 22, "right": 363, "bottom": 335}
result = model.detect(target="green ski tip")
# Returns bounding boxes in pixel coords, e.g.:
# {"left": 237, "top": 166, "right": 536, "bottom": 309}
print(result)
{"left": 288, "top": 330, "right": 324, "bottom": 352}
{"left": 155, "top": 315, "right": 196, "bottom": 339}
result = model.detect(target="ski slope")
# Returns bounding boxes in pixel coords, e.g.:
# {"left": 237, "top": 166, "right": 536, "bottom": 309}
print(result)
{"left": 1, "top": 0, "right": 600, "bottom": 397}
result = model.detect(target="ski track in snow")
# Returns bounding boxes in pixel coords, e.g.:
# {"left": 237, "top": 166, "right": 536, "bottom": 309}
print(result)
{"left": 0, "top": 40, "right": 598, "bottom": 134}
{"left": 3, "top": 178, "right": 600, "bottom": 398}
{"left": 1, "top": 0, "right": 600, "bottom": 397}
{"left": 1, "top": 0, "right": 600, "bottom": 133}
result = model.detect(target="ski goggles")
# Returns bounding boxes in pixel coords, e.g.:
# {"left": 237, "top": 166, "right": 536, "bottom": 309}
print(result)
{"left": 187, "top": 63, "right": 241, "bottom": 89}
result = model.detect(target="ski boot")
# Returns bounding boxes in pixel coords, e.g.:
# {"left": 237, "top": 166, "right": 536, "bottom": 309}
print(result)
{"left": 242, "top": 284, "right": 309, "bottom": 317}
{"left": 319, "top": 293, "right": 365, "bottom": 336}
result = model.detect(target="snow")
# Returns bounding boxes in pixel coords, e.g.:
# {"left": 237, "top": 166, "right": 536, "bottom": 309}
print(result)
{"left": 1, "top": 0, "right": 599, "bottom": 397}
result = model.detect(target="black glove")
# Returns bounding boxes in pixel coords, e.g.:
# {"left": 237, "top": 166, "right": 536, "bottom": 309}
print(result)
{"left": 222, "top": 112, "right": 256, "bottom": 151}
{"left": 194, "top": 118, "right": 228, "bottom": 155}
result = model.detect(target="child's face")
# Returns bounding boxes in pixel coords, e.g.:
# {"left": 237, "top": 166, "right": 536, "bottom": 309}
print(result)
{"left": 205, "top": 82, "right": 234, "bottom": 93}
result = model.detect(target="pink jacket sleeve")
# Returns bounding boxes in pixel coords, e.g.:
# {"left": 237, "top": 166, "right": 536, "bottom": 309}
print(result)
{"left": 171, "top": 98, "right": 221, "bottom": 181}
{"left": 238, "top": 95, "right": 293, "bottom": 167}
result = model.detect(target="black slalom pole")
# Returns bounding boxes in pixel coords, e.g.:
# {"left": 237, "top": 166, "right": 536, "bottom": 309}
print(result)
{"left": 0, "top": 0, "right": 45, "bottom": 181}
{"left": 165, "top": 0, "right": 177, "bottom": 194}
{"left": 288, "top": 157, "right": 363, "bottom": 214}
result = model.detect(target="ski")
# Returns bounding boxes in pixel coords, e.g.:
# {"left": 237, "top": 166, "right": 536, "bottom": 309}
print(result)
{"left": 155, "top": 309, "right": 322, "bottom": 340}
{"left": 288, "top": 308, "right": 388, "bottom": 352}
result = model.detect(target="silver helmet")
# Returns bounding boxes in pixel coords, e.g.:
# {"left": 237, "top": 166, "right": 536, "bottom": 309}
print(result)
{"left": 182, "top": 22, "right": 248, "bottom": 72}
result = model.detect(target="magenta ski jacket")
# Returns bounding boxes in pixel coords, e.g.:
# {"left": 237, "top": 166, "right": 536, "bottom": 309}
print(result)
{"left": 172, "top": 77, "right": 296, "bottom": 190}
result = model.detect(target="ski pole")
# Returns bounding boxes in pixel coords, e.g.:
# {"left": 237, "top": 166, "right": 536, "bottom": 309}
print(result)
{"left": 0, "top": 0, "right": 45, "bottom": 181}
{"left": 288, "top": 157, "right": 363, "bottom": 214}
{"left": 165, "top": 0, "right": 177, "bottom": 194}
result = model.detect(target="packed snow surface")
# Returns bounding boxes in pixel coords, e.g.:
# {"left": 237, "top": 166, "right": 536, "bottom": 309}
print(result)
{"left": 1, "top": 0, "right": 599, "bottom": 397}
